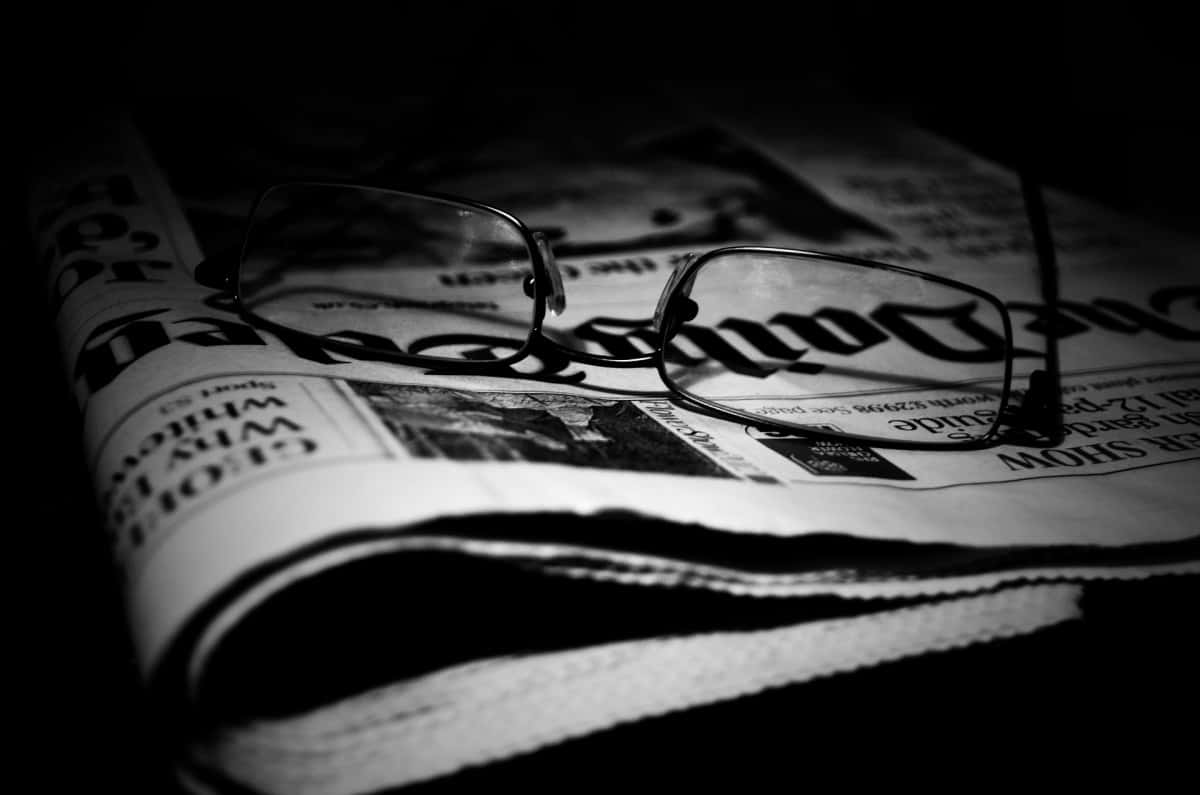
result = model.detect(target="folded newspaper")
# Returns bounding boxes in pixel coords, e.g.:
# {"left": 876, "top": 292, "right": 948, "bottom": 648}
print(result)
{"left": 28, "top": 83, "right": 1198, "bottom": 791}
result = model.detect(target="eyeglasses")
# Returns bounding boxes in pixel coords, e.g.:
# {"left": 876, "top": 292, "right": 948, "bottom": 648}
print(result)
{"left": 196, "top": 181, "right": 1063, "bottom": 450}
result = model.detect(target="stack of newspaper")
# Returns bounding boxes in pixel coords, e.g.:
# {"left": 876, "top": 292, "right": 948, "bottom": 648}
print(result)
{"left": 28, "top": 83, "right": 1199, "bottom": 792}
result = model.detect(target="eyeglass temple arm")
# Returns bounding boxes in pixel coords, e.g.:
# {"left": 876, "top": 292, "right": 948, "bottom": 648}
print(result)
{"left": 193, "top": 250, "right": 239, "bottom": 291}
{"left": 1002, "top": 171, "right": 1065, "bottom": 447}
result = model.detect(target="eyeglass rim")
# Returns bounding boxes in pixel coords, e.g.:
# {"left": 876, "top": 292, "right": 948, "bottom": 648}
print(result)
{"left": 653, "top": 245, "right": 1017, "bottom": 451}
{"left": 233, "top": 181, "right": 557, "bottom": 369}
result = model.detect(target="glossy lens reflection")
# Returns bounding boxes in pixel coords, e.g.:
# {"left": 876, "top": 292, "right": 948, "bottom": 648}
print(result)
{"left": 237, "top": 183, "right": 539, "bottom": 362}
{"left": 659, "top": 250, "right": 1012, "bottom": 444}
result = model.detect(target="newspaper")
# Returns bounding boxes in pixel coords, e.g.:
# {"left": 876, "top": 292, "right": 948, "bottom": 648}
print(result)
{"left": 28, "top": 86, "right": 1198, "bottom": 790}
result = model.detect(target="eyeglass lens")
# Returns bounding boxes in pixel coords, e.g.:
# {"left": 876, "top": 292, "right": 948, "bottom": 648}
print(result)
{"left": 237, "top": 184, "right": 539, "bottom": 363}
{"left": 660, "top": 251, "right": 1011, "bottom": 443}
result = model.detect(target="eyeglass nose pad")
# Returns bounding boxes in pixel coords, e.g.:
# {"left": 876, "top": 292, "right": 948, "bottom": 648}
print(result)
{"left": 194, "top": 250, "right": 239, "bottom": 291}
{"left": 533, "top": 232, "right": 567, "bottom": 317}
{"left": 653, "top": 253, "right": 697, "bottom": 334}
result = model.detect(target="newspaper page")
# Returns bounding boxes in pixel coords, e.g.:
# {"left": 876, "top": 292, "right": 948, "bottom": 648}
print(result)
{"left": 28, "top": 85, "right": 1197, "bottom": 790}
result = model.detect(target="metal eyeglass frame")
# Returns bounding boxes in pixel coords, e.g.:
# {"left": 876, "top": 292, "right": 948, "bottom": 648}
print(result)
{"left": 196, "top": 179, "right": 1064, "bottom": 452}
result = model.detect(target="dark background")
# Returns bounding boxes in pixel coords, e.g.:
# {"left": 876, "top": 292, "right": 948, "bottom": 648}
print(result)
{"left": 15, "top": 3, "right": 1198, "bottom": 791}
